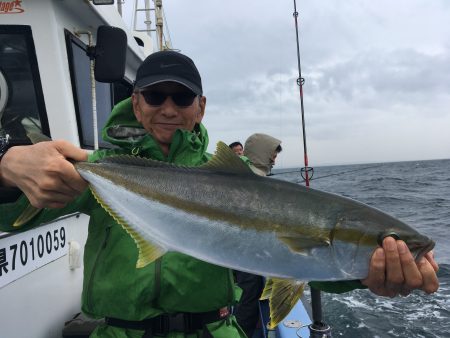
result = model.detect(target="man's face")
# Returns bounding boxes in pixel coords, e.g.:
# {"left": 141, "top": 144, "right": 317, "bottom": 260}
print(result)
{"left": 132, "top": 82, "right": 206, "bottom": 151}
{"left": 270, "top": 151, "right": 278, "bottom": 167}
{"left": 231, "top": 145, "right": 244, "bottom": 156}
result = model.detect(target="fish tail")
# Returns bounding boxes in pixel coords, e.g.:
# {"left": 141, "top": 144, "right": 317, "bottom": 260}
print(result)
{"left": 13, "top": 204, "right": 42, "bottom": 227}
{"left": 12, "top": 132, "right": 50, "bottom": 227}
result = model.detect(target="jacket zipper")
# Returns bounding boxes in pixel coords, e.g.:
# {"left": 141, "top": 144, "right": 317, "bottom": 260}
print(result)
{"left": 86, "top": 224, "right": 112, "bottom": 310}
{"left": 151, "top": 257, "right": 162, "bottom": 308}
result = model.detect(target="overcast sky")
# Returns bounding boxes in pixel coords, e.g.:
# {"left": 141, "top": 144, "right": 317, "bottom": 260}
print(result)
{"left": 123, "top": 0, "right": 450, "bottom": 168}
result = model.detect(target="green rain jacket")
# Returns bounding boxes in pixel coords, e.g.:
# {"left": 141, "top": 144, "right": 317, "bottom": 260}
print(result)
{"left": 0, "top": 98, "right": 246, "bottom": 338}
{"left": 0, "top": 98, "right": 364, "bottom": 338}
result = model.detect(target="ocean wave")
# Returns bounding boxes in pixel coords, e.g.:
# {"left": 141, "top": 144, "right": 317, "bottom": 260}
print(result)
{"left": 315, "top": 283, "right": 450, "bottom": 338}
{"left": 289, "top": 160, "right": 449, "bottom": 338}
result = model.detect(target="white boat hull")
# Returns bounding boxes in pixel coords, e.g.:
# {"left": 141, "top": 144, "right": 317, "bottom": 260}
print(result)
{"left": 0, "top": 214, "right": 89, "bottom": 338}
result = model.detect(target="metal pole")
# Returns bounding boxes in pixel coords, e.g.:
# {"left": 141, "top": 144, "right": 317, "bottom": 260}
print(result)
{"left": 154, "top": 0, "right": 164, "bottom": 50}
{"left": 291, "top": 1, "right": 331, "bottom": 336}
{"left": 308, "top": 289, "right": 331, "bottom": 337}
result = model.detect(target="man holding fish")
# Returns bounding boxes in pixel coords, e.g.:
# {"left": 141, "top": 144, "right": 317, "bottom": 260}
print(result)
{"left": 0, "top": 51, "right": 439, "bottom": 337}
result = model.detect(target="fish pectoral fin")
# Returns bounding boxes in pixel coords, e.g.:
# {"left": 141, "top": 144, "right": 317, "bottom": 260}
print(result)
{"left": 199, "top": 141, "right": 255, "bottom": 175}
{"left": 13, "top": 204, "right": 42, "bottom": 227}
{"left": 278, "top": 233, "right": 330, "bottom": 255}
{"left": 262, "top": 278, "right": 306, "bottom": 329}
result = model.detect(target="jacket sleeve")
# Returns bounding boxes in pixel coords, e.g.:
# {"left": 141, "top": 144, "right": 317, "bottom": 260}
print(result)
{"left": 308, "top": 280, "right": 367, "bottom": 293}
{"left": 0, "top": 189, "right": 93, "bottom": 233}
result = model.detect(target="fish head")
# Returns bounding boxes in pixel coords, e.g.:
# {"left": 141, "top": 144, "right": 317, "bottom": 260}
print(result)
{"left": 332, "top": 203, "right": 435, "bottom": 270}
{"left": 339, "top": 199, "right": 437, "bottom": 261}
{"left": 378, "top": 228, "right": 435, "bottom": 261}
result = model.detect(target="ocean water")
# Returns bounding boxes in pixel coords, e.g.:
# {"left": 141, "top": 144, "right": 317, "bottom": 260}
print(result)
{"left": 274, "top": 158, "right": 450, "bottom": 338}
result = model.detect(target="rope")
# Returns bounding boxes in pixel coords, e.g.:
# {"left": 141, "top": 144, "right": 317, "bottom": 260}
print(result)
{"left": 271, "top": 164, "right": 383, "bottom": 182}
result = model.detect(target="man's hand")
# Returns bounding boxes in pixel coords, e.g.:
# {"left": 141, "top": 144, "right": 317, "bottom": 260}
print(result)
{"left": 362, "top": 236, "right": 439, "bottom": 297}
{"left": 0, "top": 140, "right": 88, "bottom": 208}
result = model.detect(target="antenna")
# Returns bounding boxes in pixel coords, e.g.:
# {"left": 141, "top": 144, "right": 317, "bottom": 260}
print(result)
{"left": 133, "top": 0, "right": 172, "bottom": 51}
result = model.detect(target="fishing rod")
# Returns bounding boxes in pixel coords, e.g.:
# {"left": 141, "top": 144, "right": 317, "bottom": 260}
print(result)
{"left": 292, "top": 1, "right": 331, "bottom": 337}
{"left": 292, "top": 0, "right": 312, "bottom": 189}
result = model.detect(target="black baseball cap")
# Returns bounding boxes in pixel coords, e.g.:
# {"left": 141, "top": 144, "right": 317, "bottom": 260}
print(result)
{"left": 134, "top": 50, "right": 203, "bottom": 95}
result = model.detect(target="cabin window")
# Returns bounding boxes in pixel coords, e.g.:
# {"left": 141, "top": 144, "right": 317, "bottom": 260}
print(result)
{"left": 65, "top": 31, "right": 111, "bottom": 149}
{"left": 0, "top": 25, "right": 49, "bottom": 145}
{"left": 65, "top": 31, "right": 133, "bottom": 149}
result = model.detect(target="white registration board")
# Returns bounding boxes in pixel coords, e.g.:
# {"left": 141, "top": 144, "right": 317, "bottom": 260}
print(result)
{"left": 0, "top": 221, "right": 68, "bottom": 288}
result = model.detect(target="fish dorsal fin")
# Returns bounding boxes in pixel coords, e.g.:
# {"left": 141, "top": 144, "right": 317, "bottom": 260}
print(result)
{"left": 261, "top": 278, "right": 306, "bottom": 329}
{"left": 97, "top": 154, "right": 175, "bottom": 168}
{"left": 90, "top": 185, "right": 167, "bottom": 268}
{"left": 199, "top": 141, "right": 254, "bottom": 175}
{"left": 96, "top": 142, "right": 254, "bottom": 175}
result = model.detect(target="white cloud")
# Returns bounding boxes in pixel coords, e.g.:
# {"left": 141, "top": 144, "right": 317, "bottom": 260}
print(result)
{"left": 124, "top": 0, "right": 450, "bottom": 167}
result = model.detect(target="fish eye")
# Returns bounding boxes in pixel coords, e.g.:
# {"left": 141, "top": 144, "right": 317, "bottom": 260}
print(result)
{"left": 377, "top": 231, "right": 400, "bottom": 246}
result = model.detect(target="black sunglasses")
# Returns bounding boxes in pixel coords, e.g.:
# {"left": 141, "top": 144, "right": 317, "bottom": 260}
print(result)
{"left": 140, "top": 90, "right": 198, "bottom": 107}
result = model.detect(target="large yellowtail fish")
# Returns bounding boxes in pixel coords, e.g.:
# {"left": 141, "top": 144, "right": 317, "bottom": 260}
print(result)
{"left": 75, "top": 142, "right": 436, "bottom": 327}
